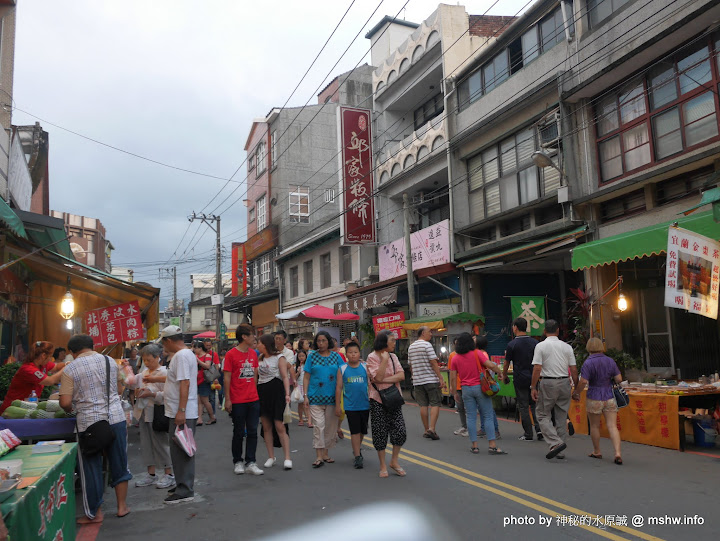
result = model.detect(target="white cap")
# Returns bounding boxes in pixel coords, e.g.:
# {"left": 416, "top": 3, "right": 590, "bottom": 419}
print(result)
{"left": 158, "top": 325, "right": 183, "bottom": 339}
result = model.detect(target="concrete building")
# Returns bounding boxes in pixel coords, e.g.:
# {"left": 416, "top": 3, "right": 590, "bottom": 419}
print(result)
{"left": 0, "top": 1, "right": 16, "bottom": 204}
{"left": 227, "top": 66, "right": 376, "bottom": 341}
{"left": 185, "top": 273, "right": 235, "bottom": 337}
{"left": 49, "top": 211, "right": 114, "bottom": 272}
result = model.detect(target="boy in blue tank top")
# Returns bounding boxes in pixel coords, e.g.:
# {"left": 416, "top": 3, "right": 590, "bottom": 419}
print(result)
{"left": 335, "top": 342, "right": 369, "bottom": 469}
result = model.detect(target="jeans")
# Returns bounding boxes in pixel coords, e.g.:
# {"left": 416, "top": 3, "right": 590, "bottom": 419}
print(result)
{"left": 462, "top": 385, "right": 496, "bottom": 443}
{"left": 515, "top": 382, "right": 540, "bottom": 438}
{"left": 456, "top": 390, "right": 467, "bottom": 429}
{"left": 480, "top": 409, "right": 499, "bottom": 432}
{"left": 169, "top": 419, "right": 197, "bottom": 497}
{"left": 78, "top": 421, "right": 132, "bottom": 518}
{"left": 231, "top": 401, "right": 260, "bottom": 464}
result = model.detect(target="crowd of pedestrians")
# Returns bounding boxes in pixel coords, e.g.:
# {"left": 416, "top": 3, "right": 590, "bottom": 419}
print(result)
{"left": 52, "top": 314, "right": 624, "bottom": 523}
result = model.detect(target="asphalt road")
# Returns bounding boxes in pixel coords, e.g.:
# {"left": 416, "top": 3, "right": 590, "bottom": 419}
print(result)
{"left": 91, "top": 402, "right": 719, "bottom": 541}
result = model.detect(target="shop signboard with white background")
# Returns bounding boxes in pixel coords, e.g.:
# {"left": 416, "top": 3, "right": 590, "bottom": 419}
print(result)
{"left": 378, "top": 219, "right": 450, "bottom": 281}
{"left": 663, "top": 227, "right": 720, "bottom": 319}
{"left": 416, "top": 303, "right": 458, "bottom": 317}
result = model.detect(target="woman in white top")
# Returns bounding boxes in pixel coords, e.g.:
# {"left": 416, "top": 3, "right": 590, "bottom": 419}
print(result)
{"left": 127, "top": 344, "right": 175, "bottom": 490}
{"left": 257, "top": 334, "right": 292, "bottom": 470}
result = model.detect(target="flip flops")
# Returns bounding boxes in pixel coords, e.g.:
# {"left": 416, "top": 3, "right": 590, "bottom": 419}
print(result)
{"left": 312, "top": 460, "right": 324, "bottom": 468}
{"left": 389, "top": 465, "right": 406, "bottom": 477}
{"left": 588, "top": 453, "right": 603, "bottom": 459}
{"left": 545, "top": 443, "right": 567, "bottom": 459}
{"left": 614, "top": 457, "right": 623, "bottom": 465}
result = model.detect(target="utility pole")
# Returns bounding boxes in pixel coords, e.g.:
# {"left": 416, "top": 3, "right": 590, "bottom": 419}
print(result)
{"left": 189, "top": 212, "right": 223, "bottom": 346}
{"left": 159, "top": 266, "right": 180, "bottom": 326}
{"left": 403, "top": 193, "right": 416, "bottom": 319}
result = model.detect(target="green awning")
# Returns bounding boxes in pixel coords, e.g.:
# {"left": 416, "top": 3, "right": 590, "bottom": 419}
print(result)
{"left": 458, "top": 225, "right": 588, "bottom": 268}
{"left": 25, "top": 225, "right": 74, "bottom": 260}
{"left": 571, "top": 210, "right": 720, "bottom": 271}
{"left": 0, "top": 197, "right": 27, "bottom": 239}
{"left": 402, "top": 311, "right": 485, "bottom": 331}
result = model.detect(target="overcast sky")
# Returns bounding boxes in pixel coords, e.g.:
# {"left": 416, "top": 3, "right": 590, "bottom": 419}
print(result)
{"left": 13, "top": 0, "right": 529, "bottom": 307}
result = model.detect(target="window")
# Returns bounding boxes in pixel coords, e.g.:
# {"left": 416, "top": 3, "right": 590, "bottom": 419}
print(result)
{"left": 320, "top": 253, "right": 331, "bottom": 289}
{"left": 289, "top": 266, "right": 298, "bottom": 298}
{"left": 230, "top": 312, "right": 240, "bottom": 325}
{"left": 256, "top": 195, "right": 266, "bottom": 231}
{"left": 259, "top": 253, "right": 271, "bottom": 286}
{"left": 589, "top": 0, "right": 632, "bottom": 29}
{"left": 248, "top": 152, "right": 255, "bottom": 171}
{"left": 599, "top": 189, "right": 645, "bottom": 223}
{"left": 467, "top": 126, "right": 552, "bottom": 222}
{"left": 413, "top": 93, "right": 444, "bottom": 130}
{"left": 595, "top": 36, "right": 720, "bottom": 183}
{"left": 271, "top": 131, "right": 277, "bottom": 167}
{"left": 324, "top": 188, "right": 335, "bottom": 203}
{"left": 304, "top": 260, "right": 313, "bottom": 294}
{"left": 289, "top": 186, "right": 309, "bottom": 223}
{"left": 204, "top": 307, "right": 216, "bottom": 323}
{"left": 339, "top": 246, "right": 352, "bottom": 282}
{"left": 656, "top": 168, "right": 712, "bottom": 206}
{"left": 256, "top": 141, "right": 267, "bottom": 174}
{"left": 249, "top": 207, "right": 255, "bottom": 223}
{"left": 458, "top": 4, "right": 571, "bottom": 109}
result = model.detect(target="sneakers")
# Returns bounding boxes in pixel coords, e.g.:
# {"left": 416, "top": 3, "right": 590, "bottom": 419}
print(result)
{"left": 353, "top": 455, "right": 364, "bottom": 469}
{"left": 283, "top": 460, "right": 293, "bottom": 470}
{"left": 518, "top": 435, "right": 534, "bottom": 441}
{"left": 496, "top": 431, "right": 502, "bottom": 440}
{"left": 246, "top": 462, "right": 264, "bottom": 476}
{"left": 156, "top": 474, "right": 175, "bottom": 489}
{"left": 537, "top": 432, "right": 544, "bottom": 441}
{"left": 164, "top": 493, "right": 194, "bottom": 505}
{"left": 264, "top": 457, "right": 277, "bottom": 468}
{"left": 454, "top": 427, "right": 469, "bottom": 436}
{"left": 425, "top": 430, "right": 440, "bottom": 440}
{"left": 477, "top": 429, "right": 486, "bottom": 438}
{"left": 234, "top": 462, "right": 245, "bottom": 475}
{"left": 134, "top": 473, "right": 157, "bottom": 487}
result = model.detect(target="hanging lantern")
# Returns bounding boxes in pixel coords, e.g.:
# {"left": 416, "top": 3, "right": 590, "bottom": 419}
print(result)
{"left": 60, "top": 278, "right": 75, "bottom": 320}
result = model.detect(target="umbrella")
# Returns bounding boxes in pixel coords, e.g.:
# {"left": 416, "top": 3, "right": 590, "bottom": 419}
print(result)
{"left": 275, "top": 304, "right": 359, "bottom": 322}
{"left": 401, "top": 312, "right": 485, "bottom": 331}
{"left": 193, "top": 331, "right": 216, "bottom": 339}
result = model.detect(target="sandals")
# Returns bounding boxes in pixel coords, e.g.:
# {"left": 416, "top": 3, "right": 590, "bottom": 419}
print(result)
{"left": 588, "top": 453, "right": 603, "bottom": 459}
{"left": 312, "top": 460, "right": 324, "bottom": 469}
{"left": 488, "top": 447, "right": 507, "bottom": 455}
{"left": 322, "top": 458, "right": 335, "bottom": 463}
{"left": 389, "top": 465, "right": 406, "bottom": 477}
{"left": 379, "top": 470, "right": 389, "bottom": 478}
{"left": 298, "top": 421, "right": 305, "bottom": 426}
{"left": 470, "top": 447, "right": 480, "bottom": 454}
{"left": 209, "top": 420, "right": 217, "bottom": 425}
{"left": 614, "top": 457, "right": 623, "bottom": 465}
{"left": 307, "top": 424, "right": 314, "bottom": 428}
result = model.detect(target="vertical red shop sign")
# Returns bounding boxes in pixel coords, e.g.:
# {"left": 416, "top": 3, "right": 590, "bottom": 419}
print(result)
{"left": 340, "top": 107, "right": 375, "bottom": 244}
{"left": 231, "top": 243, "right": 247, "bottom": 297}
{"left": 85, "top": 301, "right": 143, "bottom": 347}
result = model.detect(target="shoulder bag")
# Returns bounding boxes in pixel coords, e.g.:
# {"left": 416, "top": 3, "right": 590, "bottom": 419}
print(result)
{"left": 371, "top": 353, "right": 405, "bottom": 411}
{"left": 203, "top": 354, "right": 221, "bottom": 383}
{"left": 612, "top": 382, "right": 629, "bottom": 409}
{"left": 475, "top": 351, "right": 501, "bottom": 397}
{"left": 77, "top": 355, "right": 117, "bottom": 456}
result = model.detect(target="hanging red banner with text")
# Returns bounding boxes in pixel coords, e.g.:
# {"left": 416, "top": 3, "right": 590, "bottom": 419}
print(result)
{"left": 85, "top": 301, "right": 144, "bottom": 347}
{"left": 340, "top": 107, "right": 375, "bottom": 244}
{"left": 663, "top": 227, "right": 720, "bottom": 319}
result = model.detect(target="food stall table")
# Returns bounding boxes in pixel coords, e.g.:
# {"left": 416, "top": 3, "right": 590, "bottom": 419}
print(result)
{"left": 497, "top": 374, "right": 517, "bottom": 419}
{"left": 0, "top": 443, "right": 77, "bottom": 541}
{"left": 0, "top": 419, "right": 77, "bottom": 444}
{"left": 571, "top": 389, "right": 720, "bottom": 451}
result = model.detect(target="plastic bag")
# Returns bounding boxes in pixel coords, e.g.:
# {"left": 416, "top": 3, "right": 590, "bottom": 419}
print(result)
{"left": 172, "top": 424, "right": 197, "bottom": 457}
{"left": 282, "top": 403, "right": 292, "bottom": 425}
{"left": 290, "top": 387, "right": 303, "bottom": 404}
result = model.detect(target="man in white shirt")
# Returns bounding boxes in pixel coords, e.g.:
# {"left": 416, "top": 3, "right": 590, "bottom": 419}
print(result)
{"left": 530, "top": 320, "right": 578, "bottom": 459}
{"left": 160, "top": 325, "right": 198, "bottom": 504}
{"left": 407, "top": 326, "right": 443, "bottom": 440}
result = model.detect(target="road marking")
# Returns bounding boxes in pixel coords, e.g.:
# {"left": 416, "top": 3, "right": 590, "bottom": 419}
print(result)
{"left": 355, "top": 433, "right": 665, "bottom": 541}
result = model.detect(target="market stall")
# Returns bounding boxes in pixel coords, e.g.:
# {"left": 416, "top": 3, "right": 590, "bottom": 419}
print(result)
{"left": 0, "top": 443, "right": 77, "bottom": 541}
{"left": 572, "top": 386, "right": 720, "bottom": 450}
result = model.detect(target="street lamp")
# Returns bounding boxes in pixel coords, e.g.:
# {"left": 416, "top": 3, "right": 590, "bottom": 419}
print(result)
{"left": 617, "top": 293, "right": 628, "bottom": 312}
{"left": 532, "top": 150, "right": 564, "bottom": 181}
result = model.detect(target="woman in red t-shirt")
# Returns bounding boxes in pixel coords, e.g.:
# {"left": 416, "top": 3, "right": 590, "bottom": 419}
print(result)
{"left": 0, "top": 341, "right": 64, "bottom": 413}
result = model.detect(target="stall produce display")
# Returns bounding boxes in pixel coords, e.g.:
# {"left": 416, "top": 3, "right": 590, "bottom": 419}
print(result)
{"left": 1, "top": 401, "right": 72, "bottom": 420}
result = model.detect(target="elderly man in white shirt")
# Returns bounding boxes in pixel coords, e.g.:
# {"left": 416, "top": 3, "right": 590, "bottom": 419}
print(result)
{"left": 530, "top": 320, "right": 578, "bottom": 459}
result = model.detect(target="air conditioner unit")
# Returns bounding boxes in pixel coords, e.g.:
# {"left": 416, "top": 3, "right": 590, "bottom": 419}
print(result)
{"left": 368, "top": 265, "right": 379, "bottom": 277}
{"left": 202, "top": 319, "right": 212, "bottom": 326}
{"left": 537, "top": 109, "right": 560, "bottom": 148}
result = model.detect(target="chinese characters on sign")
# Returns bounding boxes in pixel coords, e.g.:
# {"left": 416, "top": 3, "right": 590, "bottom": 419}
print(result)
{"left": 334, "top": 287, "right": 397, "bottom": 314}
{"left": 509, "top": 296, "right": 546, "bottom": 336}
{"left": 372, "top": 311, "right": 407, "bottom": 339}
{"left": 378, "top": 219, "right": 451, "bottom": 281}
{"left": 340, "top": 107, "right": 375, "bottom": 244}
{"left": 85, "top": 301, "right": 143, "bottom": 347}
{"left": 663, "top": 227, "right": 720, "bottom": 319}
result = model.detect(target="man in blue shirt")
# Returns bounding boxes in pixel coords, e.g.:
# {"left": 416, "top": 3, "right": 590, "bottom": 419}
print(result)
{"left": 335, "top": 342, "right": 369, "bottom": 469}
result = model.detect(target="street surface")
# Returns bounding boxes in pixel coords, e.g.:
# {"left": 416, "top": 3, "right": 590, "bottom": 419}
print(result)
{"left": 90, "top": 402, "right": 718, "bottom": 541}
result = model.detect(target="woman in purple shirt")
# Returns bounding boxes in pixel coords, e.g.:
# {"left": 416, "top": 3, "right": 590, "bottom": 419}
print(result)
{"left": 572, "top": 337, "right": 623, "bottom": 464}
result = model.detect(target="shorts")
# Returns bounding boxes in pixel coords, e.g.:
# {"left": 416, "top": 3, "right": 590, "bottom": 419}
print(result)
{"left": 198, "top": 381, "right": 212, "bottom": 397}
{"left": 586, "top": 397, "right": 618, "bottom": 415}
{"left": 345, "top": 409, "right": 369, "bottom": 435}
{"left": 258, "top": 378, "right": 286, "bottom": 421}
{"left": 414, "top": 383, "right": 442, "bottom": 407}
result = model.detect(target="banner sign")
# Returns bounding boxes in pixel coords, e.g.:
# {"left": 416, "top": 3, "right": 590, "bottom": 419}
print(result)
{"left": 334, "top": 287, "right": 397, "bottom": 314}
{"left": 372, "top": 311, "right": 407, "bottom": 339}
{"left": 340, "top": 107, "right": 375, "bottom": 244}
{"left": 664, "top": 227, "right": 720, "bottom": 319}
{"left": 378, "top": 219, "right": 450, "bottom": 281}
{"left": 417, "top": 303, "right": 458, "bottom": 317}
{"left": 85, "top": 301, "right": 143, "bottom": 347}
{"left": 509, "top": 296, "right": 546, "bottom": 336}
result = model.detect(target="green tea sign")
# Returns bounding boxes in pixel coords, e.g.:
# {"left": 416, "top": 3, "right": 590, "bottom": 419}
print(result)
{"left": 510, "top": 296, "right": 546, "bottom": 336}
